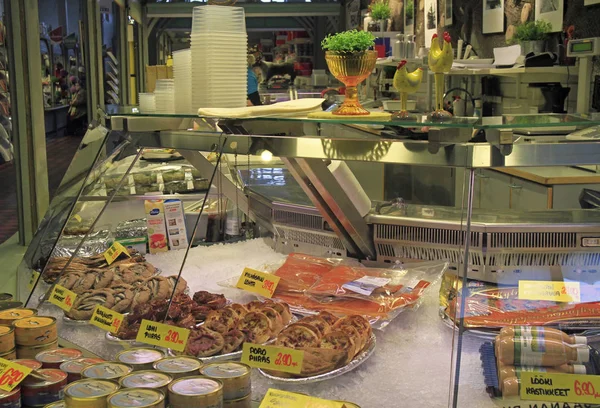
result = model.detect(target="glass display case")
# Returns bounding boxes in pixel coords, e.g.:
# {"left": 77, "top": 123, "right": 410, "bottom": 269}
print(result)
{"left": 16, "top": 110, "right": 600, "bottom": 407}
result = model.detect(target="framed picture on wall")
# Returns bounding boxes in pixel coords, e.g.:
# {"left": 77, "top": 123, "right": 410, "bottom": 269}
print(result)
{"left": 444, "top": 0, "right": 453, "bottom": 26}
{"left": 405, "top": 0, "right": 415, "bottom": 35}
{"left": 483, "top": 0, "right": 504, "bottom": 33}
{"left": 535, "top": 0, "right": 563, "bottom": 31}
{"left": 425, "top": 0, "right": 437, "bottom": 47}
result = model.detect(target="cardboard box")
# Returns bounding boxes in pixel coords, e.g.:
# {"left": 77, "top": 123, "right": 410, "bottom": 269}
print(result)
{"left": 145, "top": 65, "right": 173, "bottom": 93}
{"left": 164, "top": 199, "right": 189, "bottom": 251}
{"left": 145, "top": 200, "right": 169, "bottom": 254}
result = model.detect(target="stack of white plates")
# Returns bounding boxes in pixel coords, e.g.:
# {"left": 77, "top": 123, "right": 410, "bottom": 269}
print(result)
{"left": 139, "top": 93, "right": 156, "bottom": 113}
{"left": 154, "top": 79, "right": 175, "bottom": 114}
{"left": 191, "top": 5, "right": 248, "bottom": 109}
{"left": 173, "top": 49, "right": 193, "bottom": 114}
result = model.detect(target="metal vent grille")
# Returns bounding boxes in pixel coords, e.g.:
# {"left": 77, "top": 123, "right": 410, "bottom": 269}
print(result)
{"left": 248, "top": 196, "right": 273, "bottom": 222}
{"left": 384, "top": 244, "right": 484, "bottom": 265}
{"left": 375, "top": 225, "right": 480, "bottom": 247}
{"left": 486, "top": 252, "right": 600, "bottom": 266}
{"left": 275, "top": 226, "right": 345, "bottom": 250}
{"left": 274, "top": 210, "right": 323, "bottom": 231}
{"left": 489, "top": 232, "right": 577, "bottom": 249}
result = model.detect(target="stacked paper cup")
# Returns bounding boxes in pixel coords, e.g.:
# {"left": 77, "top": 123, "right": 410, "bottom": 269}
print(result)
{"left": 138, "top": 93, "right": 156, "bottom": 113}
{"left": 191, "top": 5, "right": 248, "bottom": 109}
{"left": 173, "top": 49, "right": 192, "bottom": 114}
{"left": 154, "top": 79, "right": 175, "bottom": 114}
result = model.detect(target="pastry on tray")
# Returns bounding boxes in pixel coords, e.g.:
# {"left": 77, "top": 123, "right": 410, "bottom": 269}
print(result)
{"left": 185, "top": 327, "right": 225, "bottom": 357}
{"left": 67, "top": 289, "right": 116, "bottom": 320}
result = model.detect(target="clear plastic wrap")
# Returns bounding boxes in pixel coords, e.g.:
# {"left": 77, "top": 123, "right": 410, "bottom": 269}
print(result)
{"left": 220, "top": 253, "right": 447, "bottom": 329}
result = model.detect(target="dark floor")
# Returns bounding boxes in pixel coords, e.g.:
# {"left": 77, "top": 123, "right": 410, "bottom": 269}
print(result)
{"left": 0, "top": 135, "right": 81, "bottom": 244}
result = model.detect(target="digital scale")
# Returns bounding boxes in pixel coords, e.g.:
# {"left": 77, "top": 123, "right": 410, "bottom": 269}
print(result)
{"left": 567, "top": 37, "right": 600, "bottom": 114}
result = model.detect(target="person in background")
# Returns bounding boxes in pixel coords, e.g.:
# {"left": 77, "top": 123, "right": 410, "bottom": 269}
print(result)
{"left": 66, "top": 77, "right": 87, "bottom": 136}
{"left": 247, "top": 54, "right": 262, "bottom": 106}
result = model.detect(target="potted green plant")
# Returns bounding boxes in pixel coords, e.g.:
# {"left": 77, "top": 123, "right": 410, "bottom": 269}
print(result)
{"left": 509, "top": 20, "right": 552, "bottom": 55}
{"left": 405, "top": 0, "right": 414, "bottom": 25}
{"left": 321, "top": 30, "right": 377, "bottom": 115}
{"left": 370, "top": 0, "right": 392, "bottom": 32}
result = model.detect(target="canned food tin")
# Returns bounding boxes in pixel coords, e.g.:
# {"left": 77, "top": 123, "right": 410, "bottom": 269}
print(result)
{"left": 153, "top": 357, "right": 202, "bottom": 380}
{"left": 223, "top": 394, "right": 251, "bottom": 408}
{"left": 64, "top": 379, "right": 120, "bottom": 408}
{"left": 0, "top": 326, "right": 14, "bottom": 354}
{"left": 13, "top": 316, "right": 57, "bottom": 346}
{"left": 13, "top": 359, "right": 42, "bottom": 370}
{"left": 44, "top": 401, "right": 66, "bottom": 408}
{"left": 21, "top": 368, "right": 67, "bottom": 407}
{"left": 81, "top": 362, "right": 133, "bottom": 381}
{"left": 119, "top": 371, "right": 172, "bottom": 396}
{"left": 0, "top": 295, "right": 13, "bottom": 302}
{"left": 108, "top": 388, "right": 165, "bottom": 408}
{"left": 0, "top": 386, "right": 20, "bottom": 408}
{"left": 169, "top": 377, "right": 223, "bottom": 408}
{"left": 115, "top": 348, "right": 164, "bottom": 371}
{"left": 60, "top": 358, "right": 105, "bottom": 383}
{"left": 200, "top": 363, "right": 250, "bottom": 400}
{"left": 36, "top": 348, "right": 83, "bottom": 369}
{"left": 17, "top": 339, "right": 58, "bottom": 359}
{"left": 0, "top": 349, "right": 16, "bottom": 360}
{"left": 0, "top": 303, "right": 23, "bottom": 312}
{"left": 0, "top": 308, "right": 36, "bottom": 325}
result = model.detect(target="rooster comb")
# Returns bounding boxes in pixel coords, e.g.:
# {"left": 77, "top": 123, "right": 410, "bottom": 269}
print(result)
{"left": 397, "top": 60, "right": 408, "bottom": 68}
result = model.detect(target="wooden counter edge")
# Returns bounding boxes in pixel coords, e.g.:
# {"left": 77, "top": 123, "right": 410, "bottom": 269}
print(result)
{"left": 493, "top": 168, "right": 600, "bottom": 185}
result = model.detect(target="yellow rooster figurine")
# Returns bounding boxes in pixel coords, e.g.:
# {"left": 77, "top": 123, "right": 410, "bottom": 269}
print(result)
{"left": 428, "top": 32, "right": 454, "bottom": 119}
{"left": 392, "top": 60, "right": 423, "bottom": 119}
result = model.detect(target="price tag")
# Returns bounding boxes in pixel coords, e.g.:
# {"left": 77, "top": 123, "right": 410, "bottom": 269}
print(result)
{"left": 89, "top": 305, "right": 124, "bottom": 334}
{"left": 518, "top": 280, "right": 581, "bottom": 303}
{"left": 241, "top": 343, "right": 304, "bottom": 375}
{"left": 236, "top": 268, "right": 280, "bottom": 298}
{"left": 72, "top": 214, "right": 82, "bottom": 223}
{"left": 48, "top": 285, "right": 77, "bottom": 312}
{"left": 259, "top": 389, "right": 345, "bottom": 408}
{"left": 28, "top": 271, "right": 40, "bottom": 291}
{"left": 0, "top": 358, "right": 32, "bottom": 392}
{"left": 520, "top": 372, "right": 600, "bottom": 404}
{"left": 103, "top": 241, "right": 131, "bottom": 266}
{"left": 135, "top": 319, "right": 190, "bottom": 352}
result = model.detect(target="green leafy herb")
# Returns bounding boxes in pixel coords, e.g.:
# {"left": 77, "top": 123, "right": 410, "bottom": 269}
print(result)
{"left": 321, "top": 30, "right": 376, "bottom": 53}
{"left": 406, "top": 0, "right": 414, "bottom": 20}
{"left": 509, "top": 20, "right": 552, "bottom": 43}
{"left": 370, "top": 0, "right": 391, "bottom": 20}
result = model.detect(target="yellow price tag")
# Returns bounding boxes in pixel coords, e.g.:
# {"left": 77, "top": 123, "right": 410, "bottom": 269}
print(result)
{"left": 28, "top": 271, "right": 40, "bottom": 291}
{"left": 103, "top": 241, "right": 131, "bottom": 265}
{"left": 518, "top": 280, "right": 581, "bottom": 303}
{"left": 0, "top": 358, "right": 33, "bottom": 392}
{"left": 89, "top": 305, "right": 124, "bottom": 334}
{"left": 259, "top": 389, "right": 345, "bottom": 408}
{"left": 236, "top": 268, "right": 280, "bottom": 298}
{"left": 72, "top": 214, "right": 82, "bottom": 223}
{"left": 241, "top": 343, "right": 304, "bottom": 375}
{"left": 135, "top": 319, "right": 190, "bottom": 352}
{"left": 520, "top": 372, "right": 600, "bottom": 404}
{"left": 48, "top": 285, "right": 77, "bottom": 312}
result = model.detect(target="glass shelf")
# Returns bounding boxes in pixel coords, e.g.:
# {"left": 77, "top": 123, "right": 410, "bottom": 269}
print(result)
{"left": 105, "top": 105, "right": 600, "bottom": 130}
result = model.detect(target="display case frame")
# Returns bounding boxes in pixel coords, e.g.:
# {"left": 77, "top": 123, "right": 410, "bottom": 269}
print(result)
{"left": 18, "top": 111, "right": 600, "bottom": 408}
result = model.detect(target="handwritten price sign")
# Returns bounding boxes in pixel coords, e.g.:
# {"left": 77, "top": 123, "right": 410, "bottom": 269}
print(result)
{"left": 520, "top": 372, "right": 600, "bottom": 404}
{"left": 0, "top": 359, "right": 32, "bottom": 392}
{"left": 89, "top": 305, "right": 125, "bottom": 334}
{"left": 236, "top": 268, "right": 280, "bottom": 298}
{"left": 135, "top": 319, "right": 190, "bottom": 352}
{"left": 103, "top": 241, "right": 131, "bottom": 266}
{"left": 28, "top": 271, "right": 40, "bottom": 291}
{"left": 518, "top": 280, "right": 581, "bottom": 303}
{"left": 48, "top": 285, "right": 77, "bottom": 312}
{"left": 259, "top": 389, "right": 345, "bottom": 408}
{"left": 241, "top": 343, "right": 304, "bottom": 375}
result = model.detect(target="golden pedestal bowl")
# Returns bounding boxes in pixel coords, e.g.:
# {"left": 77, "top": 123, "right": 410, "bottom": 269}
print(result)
{"left": 325, "top": 51, "right": 378, "bottom": 116}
